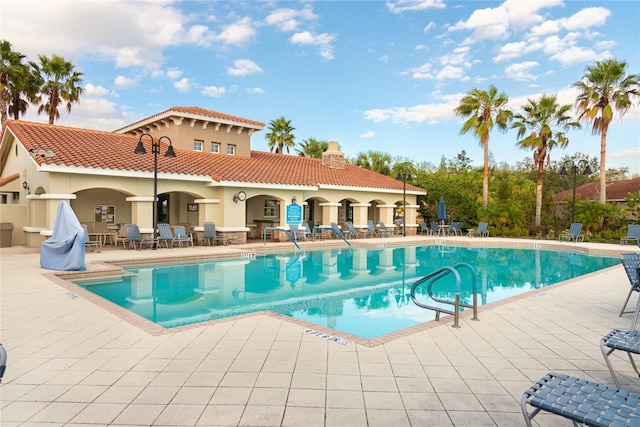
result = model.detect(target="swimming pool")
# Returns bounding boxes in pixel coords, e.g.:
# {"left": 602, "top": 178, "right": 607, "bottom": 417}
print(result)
{"left": 73, "top": 245, "right": 619, "bottom": 339}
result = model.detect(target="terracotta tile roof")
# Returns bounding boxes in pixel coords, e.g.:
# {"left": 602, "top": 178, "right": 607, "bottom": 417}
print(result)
{"left": 115, "top": 106, "right": 265, "bottom": 132}
{"left": 3, "top": 120, "right": 425, "bottom": 193}
{"left": 554, "top": 177, "right": 640, "bottom": 202}
{"left": 0, "top": 172, "right": 19, "bottom": 187}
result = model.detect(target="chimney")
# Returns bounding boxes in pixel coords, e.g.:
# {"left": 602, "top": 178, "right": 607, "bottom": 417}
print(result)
{"left": 322, "top": 141, "right": 345, "bottom": 170}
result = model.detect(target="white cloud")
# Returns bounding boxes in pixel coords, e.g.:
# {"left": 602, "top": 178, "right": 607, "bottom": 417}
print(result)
{"left": 435, "top": 65, "right": 466, "bottom": 80}
{"left": 114, "top": 75, "right": 139, "bottom": 89}
{"left": 264, "top": 5, "right": 317, "bottom": 32}
{"left": 363, "top": 100, "right": 457, "bottom": 126}
{"left": 440, "top": 46, "right": 471, "bottom": 66}
{"left": 226, "top": 59, "right": 263, "bottom": 76}
{"left": 166, "top": 68, "right": 183, "bottom": 80}
{"left": 202, "top": 86, "right": 226, "bottom": 97}
{"left": 360, "top": 131, "right": 376, "bottom": 138}
{"left": 173, "top": 78, "right": 192, "bottom": 92}
{"left": 550, "top": 46, "right": 609, "bottom": 67}
{"left": 290, "top": 31, "right": 337, "bottom": 60}
{"left": 504, "top": 61, "right": 539, "bottom": 82}
{"left": 563, "top": 7, "right": 610, "bottom": 31}
{"left": 84, "top": 83, "right": 109, "bottom": 97}
{"left": 216, "top": 17, "right": 256, "bottom": 46}
{"left": 386, "top": 0, "right": 446, "bottom": 14}
{"left": 378, "top": 55, "right": 389, "bottom": 63}
{"left": 246, "top": 87, "right": 266, "bottom": 95}
{"left": 424, "top": 21, "right": 436, "bottom": 32}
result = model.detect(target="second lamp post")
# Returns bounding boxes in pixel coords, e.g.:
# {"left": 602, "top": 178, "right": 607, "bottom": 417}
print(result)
{"left": 134, "top": 133, "right": 176, "bottom": 249}
{"left": 560, "top": 159, "right": 592, "bottom": 224}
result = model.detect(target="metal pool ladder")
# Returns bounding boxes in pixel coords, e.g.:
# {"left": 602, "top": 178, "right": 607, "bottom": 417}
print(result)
{"left": 410, "top": 263, "right": 479, "bottom": 328}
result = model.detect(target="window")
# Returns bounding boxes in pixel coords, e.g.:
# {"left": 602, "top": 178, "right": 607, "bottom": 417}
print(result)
{"left": 211, "top": 142, "right": 220, "bottom": 154}
{"left": 227, "top": 144, "right": 236, "bottom": 155}
{"left": 194, "top": 140, "right": 203, "bottom": 152}
{"left": 264, "top": 198, "right": 278, "bottom": 218}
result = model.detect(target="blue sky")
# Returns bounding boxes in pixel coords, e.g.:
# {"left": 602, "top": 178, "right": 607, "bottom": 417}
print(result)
{"left": 3, "top": 0, "right": 639, "bottom": 175}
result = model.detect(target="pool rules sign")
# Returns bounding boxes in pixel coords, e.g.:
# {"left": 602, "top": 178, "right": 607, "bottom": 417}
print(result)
{"left": 286, "top": 202, "right": 302, "bottom": 225}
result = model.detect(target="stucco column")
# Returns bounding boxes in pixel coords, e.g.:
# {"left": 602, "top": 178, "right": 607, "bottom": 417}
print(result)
{"left": 319, "top": 202, "right": 341, "bottom": 226}
{"left": 126, "top": 196, "right": 154, "bottom": 232}
{"left": 404, "top": 204, "right": 420, "bottom": 235}
{"left": 377, "top": 204, "right": 396, "bottom": 227}
{"left": 24, "top": 194, "right": 76, "bottom": 247}
{"left": 351, "top": 203, "right": 371, "bottom": 228}
{"left": 194, "top": 199, "right": 222, "bottom": 225}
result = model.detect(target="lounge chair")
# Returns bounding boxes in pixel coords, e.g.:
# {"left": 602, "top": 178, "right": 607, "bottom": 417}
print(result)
{"left": 330, "top": 222, "right": 347, "bottom": 240}
{"left": 345, "top": 221, "right": 368, "bottom": 239}
{"left": 81, "top": 224, "right": 102, "bottom": 253}
{"left": 377, "top": 221, "right": 392, "bottom": 237}
{"left": 302, "top": 222, "right": 314, "bottom": 240}
{"left": 367, "top": 220, "right": 380, "bottom": 237}
{"left": 600, "top": 328, "right": 640, "bottom": 388}
{"left": 468, "top": 222, "right": 489, "bottom": 237}
{"left": 157, "top": 223, "right": 178, "bottom": 248}
{"left": 619, "top": 252, "right": 640, "bottom": 317}
{"left": 202, "top": 221, "right": 228, "bottom": 246}
{"left": 289, "top": 223, "right": 307, "bottom": 241}
{"left": 521, "top": 372, "right": 640, "bottom": 427}
{"left": 559, "top": 222, "right": 583, "bottom": 242}
{"left": 621, "top": 224, "right": 640, "bottom": 245}
{"left": 124, "top": 223, "right": 155, "bottom": 250}
{"left": 174, "top": 225, "right": 194, "bottom": 247}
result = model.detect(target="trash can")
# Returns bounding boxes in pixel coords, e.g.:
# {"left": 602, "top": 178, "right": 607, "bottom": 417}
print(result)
{"left": 0, "top": 223, "right": 13, "bottom": 247}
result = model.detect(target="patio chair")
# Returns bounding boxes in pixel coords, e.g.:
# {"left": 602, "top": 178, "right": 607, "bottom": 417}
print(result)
{"left": 81, "top": 224, "right": 102, "bottom": 253}
{"left": 345, "top": 221, "right": 367, "bottom": 239}
{"left": 377, "top": 221, "right": 392, "bottom": 237}
{"left": 600, "top": 328, "right": 640, "bottom": 388}
{"left": 157, "top": 223, "right": 178, "bottom": 248}
{"left": 621, "top": 224, "right": 640, "bottom": 245}
{"left": 367, "top": 220, "right": 380, "bottom": 237}
{"left": 302, "top": 222, "right": 314, "bottom": 240}
{"left": 202, "top": 221, "right": 228, "bottom": 246}
{"left": 521, "top": 372, "right": 640, "bottom": 427}
{"left": 330, "top": 222, "right": 347, "bottom": 240}
{"left": 419, "top": 222, "right": 429, "bottom": 234}
{"left": 289, "top": 223, "right": 307, "bottom": 241}
{"left": 449, "top": 221, "right": 463, "bottom": 236}
{"left": 173, "top": 225, "right": 194, "bottom": 247}
{"left": 429, "top": 221, "right": 439, "bottom": 235}
{"left": 619, "top": 252, "right": 640, "bottom": 317}
{"left": 559, "top": 222, "right": 583, "bottom": 242}
{"left": 468, "top": 222, "right": 489, "bottom": 237}
{"left": 124, "top": 223, "right": 155, "bottom": 250}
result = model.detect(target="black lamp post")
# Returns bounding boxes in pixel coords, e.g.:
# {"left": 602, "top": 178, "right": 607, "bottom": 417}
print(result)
{"left": 396, "top": 169, "right": 413, "bottom": 237}
{"left": 134, "top": 133, "right": 176, "bottom": 249}
{"left": 559, "top": 159, "right": 592, "bottom": 224}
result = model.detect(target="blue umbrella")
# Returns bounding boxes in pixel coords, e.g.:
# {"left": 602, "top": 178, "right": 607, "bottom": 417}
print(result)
{"left": 437, "top": 197, "right": 447, "bottom": 222}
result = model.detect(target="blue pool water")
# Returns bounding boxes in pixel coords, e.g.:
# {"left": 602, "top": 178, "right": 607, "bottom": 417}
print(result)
{"left": 74, "top": 245, "right": 619, "bottom": 339}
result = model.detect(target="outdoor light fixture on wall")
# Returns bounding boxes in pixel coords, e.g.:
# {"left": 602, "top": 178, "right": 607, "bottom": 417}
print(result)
{"left": 291, "top": 196, "right": 297, "bottom": 204}
{"left": 134, "top": 133, "right": 176, "bottom": 249}
{"left": 22, "top": 181, "right": 29, "bottom": 191}
{"left": 233, "top": 191, "right": 246, "bottom": 203}
{"left": 560, "top": 159, "right": 592, "bottom": 224}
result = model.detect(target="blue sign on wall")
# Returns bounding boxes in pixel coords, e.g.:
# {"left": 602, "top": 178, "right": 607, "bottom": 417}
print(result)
{"left": 286, "top": 203, "right": 302, "bottom": 225}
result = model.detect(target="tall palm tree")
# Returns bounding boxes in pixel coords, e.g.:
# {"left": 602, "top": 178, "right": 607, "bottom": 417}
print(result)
{"left": 512, "top": 94, "right": 580, "bottom": 226}
{"left": 0, "top": 40, "right": 26, "bottom": 126}
{"left": 265, "top": 116, "right": 296, "bottom": 154}
{"left": 32, "top": 54, "right": 84, "bottom": 124}
{"left": 454, "top": 85, "right": 512, "bottom": 208}
{"left": 296, "top": 137, "right": 329, "bottom": 158}
{"left": 574, "top": 59, "right": 640, "bottom": 204}
{"left": 9, "top": 61, "right": 41, "bottom": 120}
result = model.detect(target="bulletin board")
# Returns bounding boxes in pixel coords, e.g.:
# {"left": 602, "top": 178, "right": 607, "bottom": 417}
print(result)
{"left": 94, "top": 205, "right": 115, "bottom": 223}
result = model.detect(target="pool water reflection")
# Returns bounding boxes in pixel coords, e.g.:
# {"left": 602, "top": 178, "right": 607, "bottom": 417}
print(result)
{"left": 74, "top": 245, "right": 618, "bottom": 339}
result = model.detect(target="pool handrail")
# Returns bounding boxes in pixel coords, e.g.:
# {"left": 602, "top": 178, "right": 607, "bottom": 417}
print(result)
{"left": 263, "top": 226, "right": 300, "bottom": 250}
{"left": 410, "top": 262, "right": 479, "bottom": 328}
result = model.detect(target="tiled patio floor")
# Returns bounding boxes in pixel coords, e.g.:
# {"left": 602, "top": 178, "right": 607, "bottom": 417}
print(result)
{"left": 1, "top": 236, "right": 639, "bottom": 426}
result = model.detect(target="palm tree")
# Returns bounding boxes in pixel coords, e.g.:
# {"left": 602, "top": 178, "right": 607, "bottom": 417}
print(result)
{"left": 574, "top": 59, "right": 640, "bottom": 204}
{"left": 512, "top": 94, "right": 580, "bottom": 226}
{"left": 354, "top": 151, "right": 392, "bottom": 175}
{"left": 32, "top": 54, "right": 84, "bottom": 124}
{"left": 0, "top": 40, "right": 26, "bottom": 126}
{"left": 296, "top": 137, "right": 329, "bottom": 158}
{"left": 9, "top": 60, "right": 41, "bottom": 120}
{"left": 454, "top": 85, "right": 512, "bottom": 208}
{"left": 265, "top": 116, "right": 296, "bottom": 154}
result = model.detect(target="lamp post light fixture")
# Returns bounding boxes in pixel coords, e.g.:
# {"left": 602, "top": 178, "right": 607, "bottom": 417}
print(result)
{"left": 134, "top": 133, "right": 176, "bottom": 249}
{"left": 395, "top": 169, "right": 413, "bottom": 237}
{"left": 559, "top": 159, "right": 592, "bottom": 224}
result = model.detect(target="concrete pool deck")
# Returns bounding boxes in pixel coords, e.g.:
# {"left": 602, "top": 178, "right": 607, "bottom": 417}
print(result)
{"left": 1, "top": 236, "right": 639, "bottom": 426}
